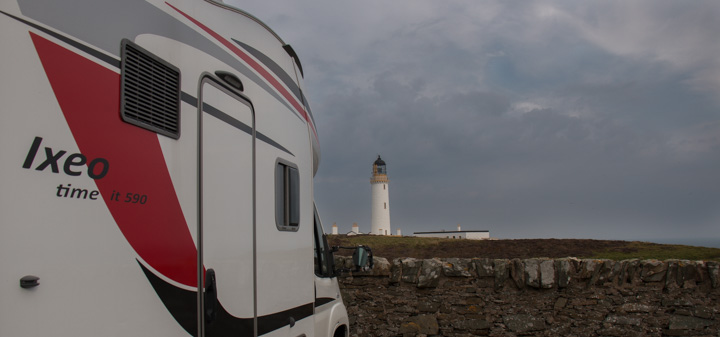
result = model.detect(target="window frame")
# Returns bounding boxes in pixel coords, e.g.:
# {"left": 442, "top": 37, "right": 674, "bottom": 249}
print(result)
{"left": 275, "top": 159, "right": 300, "bottom": 232}
{"left": 313, "top": 205, "right": 335, "bottom": 278}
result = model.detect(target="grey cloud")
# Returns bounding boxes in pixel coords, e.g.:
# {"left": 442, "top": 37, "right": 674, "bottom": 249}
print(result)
{"left": 315, "top": 71, "right": 719, "bottom": 238}
{"left": 230, "top": 0, "right": 720, "bottom": 244}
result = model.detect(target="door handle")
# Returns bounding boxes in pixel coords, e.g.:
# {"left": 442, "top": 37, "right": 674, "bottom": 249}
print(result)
{"left": 204, "top": 268, "right": 217, "bottom": 325}
{"left": 20, "top": 275, "right": 39, "bottom": 289}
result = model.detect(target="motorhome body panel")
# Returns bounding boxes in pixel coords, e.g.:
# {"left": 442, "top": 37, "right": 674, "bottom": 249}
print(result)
{"left": 0, "top": 0, "right": 336, "bottom": 336}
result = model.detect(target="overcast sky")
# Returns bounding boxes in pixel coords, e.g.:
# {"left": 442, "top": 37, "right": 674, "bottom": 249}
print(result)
{"left": 229, "top": 0, "right": 720, "bottom": 246}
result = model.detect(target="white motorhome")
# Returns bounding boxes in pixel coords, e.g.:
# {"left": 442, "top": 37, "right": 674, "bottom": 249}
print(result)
{"left": 0, "top": 1, "right": 367, "bottom": 336}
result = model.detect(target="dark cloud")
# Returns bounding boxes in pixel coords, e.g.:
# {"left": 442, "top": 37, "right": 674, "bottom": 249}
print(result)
{"left": 231, "top": 1, "right": 720, "bottom": 244}
{"left": 313, "top": 69, "right": 720, "bottom": 240}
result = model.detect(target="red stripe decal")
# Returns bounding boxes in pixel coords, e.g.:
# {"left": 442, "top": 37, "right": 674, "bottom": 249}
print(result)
{"left": 31, "top": 33, "right": 198, "bottom": 287}
{"left": 165, "top": 2, "right": 319, "bottom": 141}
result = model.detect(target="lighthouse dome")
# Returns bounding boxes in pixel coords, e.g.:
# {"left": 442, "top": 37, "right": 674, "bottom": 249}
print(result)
{"left": 373, "top": 156, "right": 387, "bottom": 175}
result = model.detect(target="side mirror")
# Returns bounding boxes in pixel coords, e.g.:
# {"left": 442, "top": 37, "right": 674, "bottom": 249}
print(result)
{"left": 332, "top": 245, "right": 373, "bottom": 275}
{"left": 352, "top": 246, "right": 373, "bottom": 272}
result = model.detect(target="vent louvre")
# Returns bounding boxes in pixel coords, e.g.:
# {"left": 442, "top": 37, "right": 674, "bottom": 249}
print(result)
{"left": 121, "top": 39, "right": 181, "bottom": 139}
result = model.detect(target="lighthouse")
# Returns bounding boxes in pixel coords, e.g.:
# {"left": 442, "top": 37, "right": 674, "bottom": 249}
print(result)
{"left": 371, "top": 155, "right": 391, "bottom": 235}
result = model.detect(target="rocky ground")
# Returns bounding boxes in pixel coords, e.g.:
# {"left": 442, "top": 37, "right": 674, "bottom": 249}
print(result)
{"left": 336, "top": 256, "right": 720, "bottom": 336}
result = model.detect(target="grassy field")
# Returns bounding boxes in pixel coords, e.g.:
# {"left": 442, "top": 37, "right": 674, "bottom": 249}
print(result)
{"left": 590, "top": 241, "right": 720, "bottom": 261}
{"left": 327, "top": 235, "right": 720, "bottom": 261}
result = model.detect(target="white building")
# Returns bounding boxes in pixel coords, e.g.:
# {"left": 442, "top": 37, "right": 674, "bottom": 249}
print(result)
{"left": 414, "top": 225, "right": 490, "bottom": 240}
{"left": 370, "top": 155, "right": 391, "bottom": 235}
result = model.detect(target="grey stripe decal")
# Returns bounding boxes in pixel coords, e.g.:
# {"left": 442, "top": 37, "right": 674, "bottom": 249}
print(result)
{"left": 233, "top": 39, "right": 302, "bottom": 104}
{"left": 17, "top": 0, "right": 304, "bottom": 124}
{"left": 234, "top": 39, "right": 316, "bottom": 127}
{"left": 0, "top": 9, "right": 119, "bottom": 68}
{"left": 1, "top": 10, "right": 293, "bottom": 157}
{"left": 181, "top": 92, "right": 293, "bottom": 156}
{"left": 300, "top": 89, "right": 316, "bottom": 126}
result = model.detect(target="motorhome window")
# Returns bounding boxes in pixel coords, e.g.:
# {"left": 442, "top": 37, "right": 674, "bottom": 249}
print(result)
{"left": 275, "top": 162, "right": 299, "bottom": 231}
{"left": 120, "top": 39, "right": 181, "bottom": 139}
{"left": 314, "top": 207, "right": 333, "bottom": 277}
{"left": 313, "top": 213, "right": 325, "bottom": 276}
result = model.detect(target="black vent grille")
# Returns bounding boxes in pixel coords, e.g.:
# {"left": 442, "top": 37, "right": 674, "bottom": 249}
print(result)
{"left": 121, "top": 39, "right": 181, "bottom": 139}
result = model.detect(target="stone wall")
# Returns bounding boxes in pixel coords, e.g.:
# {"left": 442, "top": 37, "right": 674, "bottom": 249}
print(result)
{"left": 335, "top": 257, "right": 720, "bottom": 336}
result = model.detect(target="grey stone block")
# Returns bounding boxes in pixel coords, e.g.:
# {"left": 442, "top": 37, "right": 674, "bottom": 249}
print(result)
{"left": 707, "top": 262, "right": 719, "bottom": 288}
{"left": 641, "top": 260, "right": 667, "bottom": 283}
{"left": 556, "top": 259, "right": 574, "bottom": 288}
{"left": 524, "top": 259, "right": 540, "bottom": 288}
{"left": 390, "top": 258, "right": 403, "bottom": 284}
{"left": 510, "top": 259, "right": 525, "bottom": 289}
{"left": 401, "top": 258, "right": 422, "bottom": 284}
{"left": 442, "top": 258, "right": 472, "bottom": 277}
{"left": 454, "top": 318, "right": 490, "bottom": 331}
{"left": 494, "top": 259, "right": 509, "bottom": 289}
{"left": 418, "top": 258, "right": 442, "bottom": 288}
{"left": 540, "top": 259, "right": 555, "bottom": 289}
{"left": 402, "top": 314, "right": 439, "bottom": 335}
{"left": 604, "top": 315, "right": 642, "bottom": 326}
{"left": 503, "top": 314, "right": 546, "bottom": 333}
{"left": 668, "top": 315, "right": 712, "bottom": 330}
{"left": 474, "top": 258, "right": 494, "bottom": 278}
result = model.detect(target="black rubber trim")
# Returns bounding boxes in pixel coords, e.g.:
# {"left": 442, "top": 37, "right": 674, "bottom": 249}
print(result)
{"left": 315, "top": 297, "right": 335, "bottom": 307}
{"left": 282, "top": 44, "right": 303, "bottom": 77}
{"left": 139, "top": 261, "right": 198, "bottom": 335}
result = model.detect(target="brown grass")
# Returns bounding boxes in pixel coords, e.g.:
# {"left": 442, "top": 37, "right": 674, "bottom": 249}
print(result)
{"left": 327, "top": 235, "right": 720, "bottom": 261}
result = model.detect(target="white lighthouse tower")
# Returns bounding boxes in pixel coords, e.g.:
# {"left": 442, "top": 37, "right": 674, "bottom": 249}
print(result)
{"left": 371, "top": 155, "right": 391, "bottom": 235}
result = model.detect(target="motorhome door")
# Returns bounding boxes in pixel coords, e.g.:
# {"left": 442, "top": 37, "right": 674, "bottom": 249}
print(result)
{"left": 198, "top": 75, "right": 256, "bottom": 336}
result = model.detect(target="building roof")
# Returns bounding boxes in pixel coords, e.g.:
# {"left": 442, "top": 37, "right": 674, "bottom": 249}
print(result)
{"left": 374, "top": 155, "right": 385, "bottom": 166}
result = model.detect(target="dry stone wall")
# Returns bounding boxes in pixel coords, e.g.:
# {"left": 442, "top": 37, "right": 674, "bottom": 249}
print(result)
{"left": 335, "top": 256, "right": 720, "bottom": 336}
